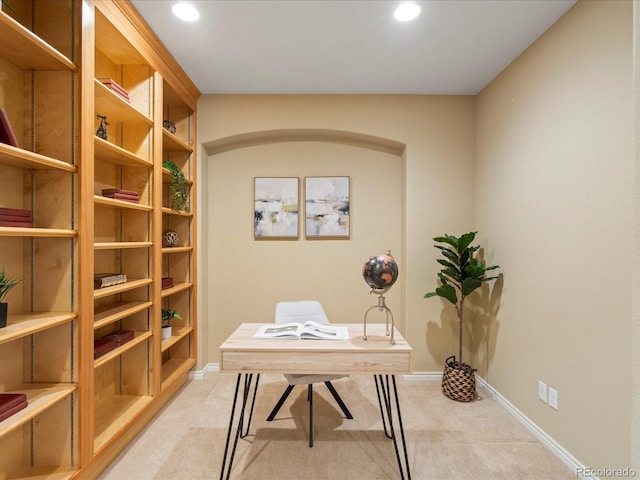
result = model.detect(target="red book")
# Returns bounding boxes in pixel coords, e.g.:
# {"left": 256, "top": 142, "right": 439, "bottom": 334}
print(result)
{"left": 0, "top": 401, "right": 28, "bottom": 422}
{"left": 102, "top": 188, "right": 138, "bottom": 197}
{"left": 94, "top": 338, "right": 116, "bottom": 359}
{"left": 102, "top": 330, "right": 135, "bottom": 347}
{"left": 0, "top": 214, "right": 33, "bottom": 222}
{"left": 0, "top": 108, "right": 19, "bottom": 148}
{"left": 102, "top": 193, "right": 139, "bottom": 203}
{"left": 0, "top": 208, "right": 30, "bottom": 217}
{"left": 0, "top": 393, "right": 27, "bottom": 415}
{"left": 0, "top": 220, "right": 33, "bottom": 228}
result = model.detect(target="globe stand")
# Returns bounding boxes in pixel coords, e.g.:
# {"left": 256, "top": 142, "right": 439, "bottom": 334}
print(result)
{"left": 363, "top": 291, "right": 395, "bottom": 345}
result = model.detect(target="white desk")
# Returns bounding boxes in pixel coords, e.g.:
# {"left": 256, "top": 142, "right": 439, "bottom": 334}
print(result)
{"left": 219, "top": 323, "right": 413, "bottom": 479}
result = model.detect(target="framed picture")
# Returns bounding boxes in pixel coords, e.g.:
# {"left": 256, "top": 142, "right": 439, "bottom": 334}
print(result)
{"left": 254, "top": 177, "right": 299, "bottom": 239}
{"left": 305, "top": 176, "right": 350, "bottom": 239}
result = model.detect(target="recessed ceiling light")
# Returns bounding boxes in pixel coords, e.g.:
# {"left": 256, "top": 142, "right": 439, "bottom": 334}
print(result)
{"left": 394, "top": 3, "right": 421, "bottom": 22}
{"left": 172, "top": 3, "right": 200, "bottom": 22}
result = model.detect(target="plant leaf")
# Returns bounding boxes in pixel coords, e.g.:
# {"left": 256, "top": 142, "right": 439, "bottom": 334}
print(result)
{"left": 457, "top": 231, "right": 477, "bottom": 252}
{"left": 461, "top": 277, "right": 482, "bottom": 296}
{"left": 433, "top": 235, "right": 459, "bottom": 250}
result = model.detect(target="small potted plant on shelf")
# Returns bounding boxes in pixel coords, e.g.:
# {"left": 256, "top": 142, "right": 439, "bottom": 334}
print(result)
{"left": 161, "top": 308, "right": 182, "bottom": 340}
{"left": 0, "top": 267, "right": 23, "bottom": 328}
{"left": 424, "top": 231, "right": 499, "bottom": 402}
{"left": 163, "top": 160, "right": 189, "bottom": 213}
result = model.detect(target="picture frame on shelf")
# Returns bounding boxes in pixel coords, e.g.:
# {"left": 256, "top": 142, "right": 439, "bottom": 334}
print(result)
{"left": 305, "top": 176, "right": 350, "bottom": 239}
{"left": 254, "top": 177, "right": 299, "bottom": 240}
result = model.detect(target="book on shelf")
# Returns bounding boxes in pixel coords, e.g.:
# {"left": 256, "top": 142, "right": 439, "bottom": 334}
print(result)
{"left": 101, "top": 188, "right": 139, "bottom": 197}
{"left": 0, "top": 393, "right": 28, "bottom": 422}
{"left": 101, "top": 329, "right": 134, "bottom": 347}
{"left": 253, "top": 321, "right": 349, "bottom": 340}
{"left": 94, "top": 273, "right": 127, "bottom": 289}
{"left": 0, "top": 220, "right": 33, "bottom": 228}
{"left": 0, "top": 214, "right": 33, "bottom": 222}
{"left": 94, "top": 337, "right": 116, "bottom": 359}
{"left": 0, "top": 207, "right": 31, "bottom": 217}
{"left": 97, "top": 78, "right": 130, "bottom": 102}
{"left": 101, "top": 192, "right": 140, "bottom": 203}
{"left": 0, "top": 108, "right": 19, "bottom": 148}
{"left": 161, "top": 276, "right": 174, "bottom": 289}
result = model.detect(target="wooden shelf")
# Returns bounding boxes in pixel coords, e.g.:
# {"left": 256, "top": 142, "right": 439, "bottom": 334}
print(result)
{"left": 162, "top": 167, "right": 194, "bottom": 185}
{"left": 0, "top": 312, "right": 77, "bottom": 345}
{"left": 162, "top": 129, "right": 193, "bottom": 153}
{"left": 94, "top": 301, "right": 153, "bottom": 330}
{"left": 0, "top": 383, "right": 77, "bottom": 440}
{"left": 0, "top": 227, "right": 76, "bottom": 237}
{"left": 161, "top": 357, "right": 196, "bottom": 391}
{"left": 0, "top": 143, "right": 77, "bottom": 172}
{"left": 94, "top": 79, "right": 152, "bottom": 126}
{"left": 0, "top": 12, "right": 76, "bottom": 71}
{"left": 94, "top": 195, "right": 153, "bottom": 212}
{"left": 94, "top": 136, "right": 152, "bottom": 168}
{"left": 93, "top": 395, "right": 153, "bottom": 453}
{"left": 161, "top": 206, "right": 193, "bottom": 217}
{"left": 94, "top": 331, "right": 152, "bottom": 368}
{"left": 162, "top": 246, "right": 193, "bottom": 254}
{"left": 93, "top": 278, "right": 153, "bottom": 299}
{"left": 160, "top": 282, "right": 192, "bottom": 298}
{"left": 94, "top": 241, "right": 153, "bottom": 250}
{"left": 161, "top": 325, "right": 193, "bottom": 352}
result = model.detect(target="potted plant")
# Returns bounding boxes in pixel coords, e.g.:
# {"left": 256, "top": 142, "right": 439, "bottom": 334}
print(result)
{"left": 424, "top": 231, "right": 499, "bottom": 401}
{"left": 161, "top": 308, "right": 182, "bottom": 340}
{"left": 163, "top": 160, "right": 189, "bottom": 213}
{"left": 0, "top": 267, "right": 23, "bottom": 328}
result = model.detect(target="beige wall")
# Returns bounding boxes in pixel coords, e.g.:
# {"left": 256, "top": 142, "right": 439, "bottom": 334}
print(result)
{"left": 197, "top": 95, "right": 476, "bottom": 371}
{"left": 195, "top": 0, "right": 636, "bottom": 472}
{"left": 476, "top": 0, "right": 633, "bottom": 470}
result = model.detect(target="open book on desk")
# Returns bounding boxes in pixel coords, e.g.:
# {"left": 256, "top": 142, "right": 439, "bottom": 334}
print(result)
{"left": 254, "top": 321, "right": 349, "bottom": 340}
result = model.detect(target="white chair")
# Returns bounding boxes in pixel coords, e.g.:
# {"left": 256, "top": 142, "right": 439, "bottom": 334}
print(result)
{"left": 266, "top": 301, "right": 353, "bottom": 447}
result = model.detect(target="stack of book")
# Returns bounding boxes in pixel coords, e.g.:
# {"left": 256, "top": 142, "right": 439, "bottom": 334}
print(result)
{"left": 162, "top": 277, "right": 174, "bottom": 290}
{"left": 0, "top": 393, "right": 28, "bottom": 422}
{"left": 0, "top": 207, "right": 33, "bottom": 228}
{"left": 94, "top": 273, "right": 127, "bottom": 289}
{"left": 97, "top": 78, "right": 130, "bottom": 103}
{"left": 101, "top": 188, "right": 139, "bottom": 203}
{"left": 102, "top": 329, "right": 134, "bottom": 347}
{"left": 94, "top": 337, "right": 116, "bottom": 359}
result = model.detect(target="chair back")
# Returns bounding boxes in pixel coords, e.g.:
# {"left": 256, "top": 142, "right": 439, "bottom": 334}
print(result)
{"left": 275, "top": 301, "right": 329, "bottom": 325}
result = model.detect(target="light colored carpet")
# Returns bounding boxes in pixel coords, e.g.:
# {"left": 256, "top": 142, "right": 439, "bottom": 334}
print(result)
{"left": 98, "top": 373, "right": 575, "bottom": 479}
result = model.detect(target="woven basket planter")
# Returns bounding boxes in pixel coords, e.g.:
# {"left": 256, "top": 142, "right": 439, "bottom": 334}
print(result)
{"left": 441, "top": 356, "right": 477, "bottom": 402}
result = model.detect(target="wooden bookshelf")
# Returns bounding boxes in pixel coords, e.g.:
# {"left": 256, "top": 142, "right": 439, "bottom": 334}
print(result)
{"left": 0, "top": 0, "right": 199, "bottom": 477}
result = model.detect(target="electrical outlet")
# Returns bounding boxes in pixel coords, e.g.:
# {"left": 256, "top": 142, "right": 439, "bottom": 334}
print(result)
{"left": 548, "top": 387, "right": 558, "bottom": 410}
{"left": 538, "top": 381, "right": 547, "bottom": 403}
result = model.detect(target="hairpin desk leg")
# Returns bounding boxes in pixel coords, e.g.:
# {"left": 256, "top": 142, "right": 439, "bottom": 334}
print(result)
{"left": 374, "top": 374, "right": 411, "bottom": 480}
{"left": 220, "top": 373, "right": 260, "bottom": 480}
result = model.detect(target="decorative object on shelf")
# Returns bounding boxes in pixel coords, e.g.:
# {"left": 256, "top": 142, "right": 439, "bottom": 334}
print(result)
{"left": 0, "top": 207, "right": 33, "bottom": 228}
{"left": 362, "top": 250, "right": 398, "bottom": 344}
{"left": 94, "top": 337, "right": 116, "bottom": 359}
{"left": 163, "top": 160, "right": 190, "bottom": 212}
{"left": 0, "top": 108, "right": 19, "bottom": 147}
{"left": 163, "top": 230, "right": 179, "bottom": 247}
{"left": 254, "top": 177, "right": 299, "bottom": 239}
{"left": 0, "top": 267, "right": 23, "bottom": 328}
{"left": 94, "top": 272, "right": 127, "bottom": 289}
{"left": 163, "top": 119, "right": 176, "bottom": 134}
{"left": 96, "top": 114, "right": 109, "bottom": 140}
{"left": 424, "top": 231, "right": 500, "bottom": 402}
{"left": 161, "top": 277, "right": 174, "bottom": 290}
{"left": 161, "top": 308, "right": 182, "bottom": 340}
{"left": 101, "top": 329, "right": 134, "bottom": 347}
{"left": 97, "top": 77, "right": 130, "bottom": 103}
{"left": 305, "top": 176, "right": 350, "bottom": 239}
{"left": 0, "top": 393, "right": 28, "bottom": 422}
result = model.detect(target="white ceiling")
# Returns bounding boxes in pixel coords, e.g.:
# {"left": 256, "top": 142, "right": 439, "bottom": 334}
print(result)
{"left": 131, "top": 0, "right": 576, "bottom": 95}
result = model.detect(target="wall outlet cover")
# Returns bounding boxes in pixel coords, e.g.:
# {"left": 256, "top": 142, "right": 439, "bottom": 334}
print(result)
{"left": 549, "top": 387, "right": 558, "bottom": 410}
{"left": 538, "top": 380, "right": 547, "bottom": 403}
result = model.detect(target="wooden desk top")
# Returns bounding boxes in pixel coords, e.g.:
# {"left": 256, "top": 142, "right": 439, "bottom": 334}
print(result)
{"left": 219, "top": 323, "right": 412, "bottom": 374}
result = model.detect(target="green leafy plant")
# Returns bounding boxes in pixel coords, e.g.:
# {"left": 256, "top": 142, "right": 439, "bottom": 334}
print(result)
{"left": 424, "top": 231, "right": 499, "bottom": 366}
{"left": 161, "top": 308, "right": 182, "bottom": 327}
{"left": 163, "top": 160, "right": 189, "bottom": 213}
{"left": 0, "top": 267, "right": 22, "bottom": 303}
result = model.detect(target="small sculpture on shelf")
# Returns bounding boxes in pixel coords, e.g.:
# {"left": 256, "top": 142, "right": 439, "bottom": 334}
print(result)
{"left": 96, "top": 114, "right": 109, "bottom": 140}
{"left": 163, "top": 119, "right": 176, "bottom": 134}
{"left": 163, "top": 230, "right": 179, "bottom": 247}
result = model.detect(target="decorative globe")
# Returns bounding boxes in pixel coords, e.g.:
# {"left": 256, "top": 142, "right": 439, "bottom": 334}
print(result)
{"left": 362, "top": 250, "right": 398, "bottom": 295}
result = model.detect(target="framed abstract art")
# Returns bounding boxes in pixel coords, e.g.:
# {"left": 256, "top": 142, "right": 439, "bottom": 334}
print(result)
{"left": 305, "top": 176, "right": 350, "bottom": 239}
{"left": 254, "top": 177, "right": 299, "bottom": 239}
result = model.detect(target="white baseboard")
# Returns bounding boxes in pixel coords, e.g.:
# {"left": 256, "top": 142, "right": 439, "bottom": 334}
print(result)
{"left": 191, "top": 368, "right": 593, "bottom": 479}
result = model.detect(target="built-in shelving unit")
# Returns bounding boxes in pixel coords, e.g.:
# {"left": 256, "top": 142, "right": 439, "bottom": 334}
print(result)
{"left": 0, "top": 0, "right": 199, "bottom": 477}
